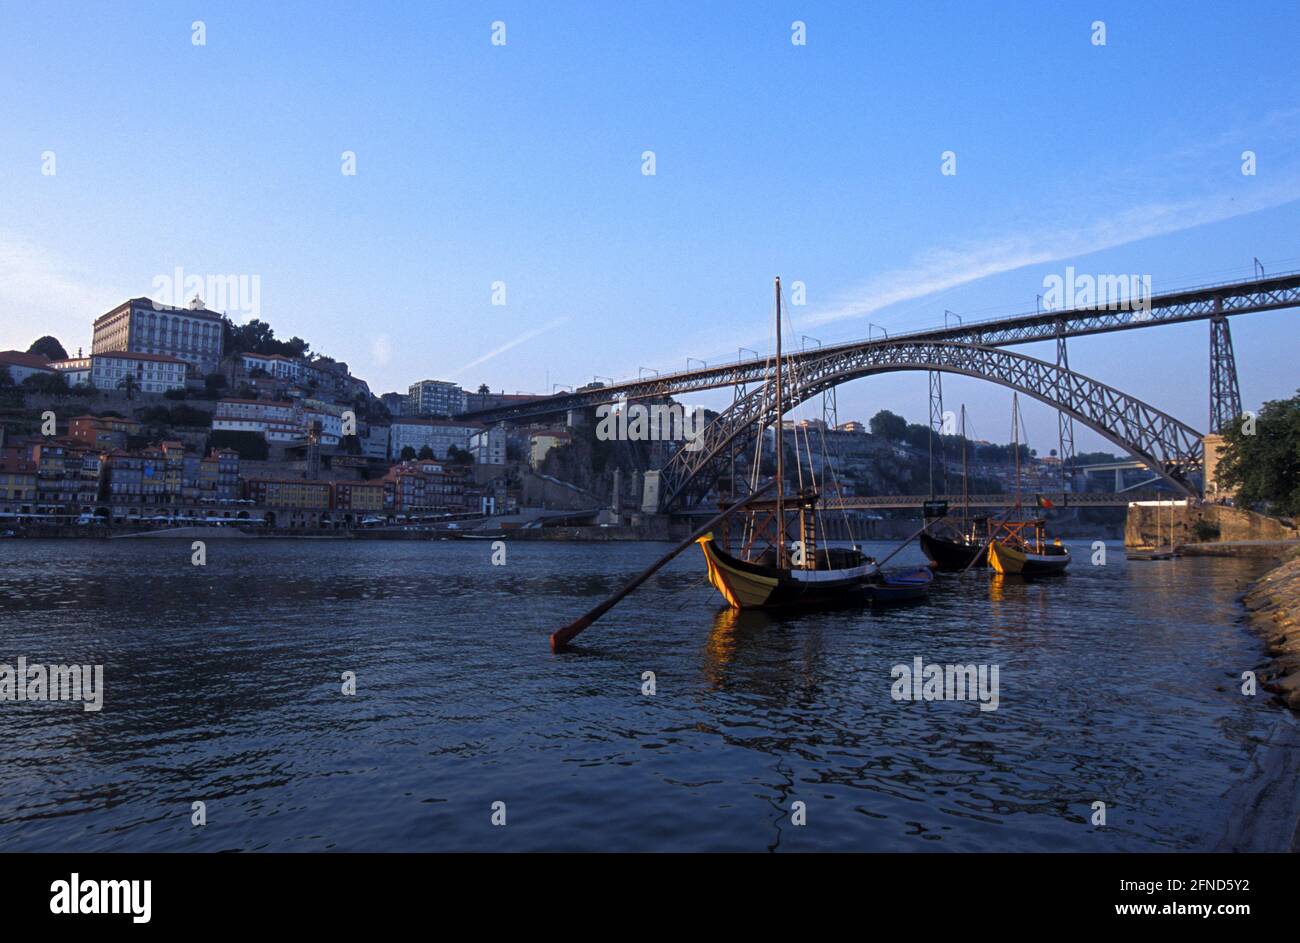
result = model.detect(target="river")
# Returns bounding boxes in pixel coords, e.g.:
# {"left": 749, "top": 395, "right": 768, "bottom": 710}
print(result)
{"left": 0, "top": 538, "right": 1285, "bottom": 851}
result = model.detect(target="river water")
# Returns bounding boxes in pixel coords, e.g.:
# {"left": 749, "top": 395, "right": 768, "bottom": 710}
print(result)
{"left": 0, "top": 537, "right": 1283, "bottom": 851}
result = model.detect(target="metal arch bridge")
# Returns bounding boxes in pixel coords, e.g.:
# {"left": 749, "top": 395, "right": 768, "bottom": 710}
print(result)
{"left": 656, "top": 340, "right": 1206, "bottom": 510}
{"left": 671, "top": 490, "right": 1166, "bottom": 514}
{"left": 461, "top": 269, "right": 1300, "bottom": 427}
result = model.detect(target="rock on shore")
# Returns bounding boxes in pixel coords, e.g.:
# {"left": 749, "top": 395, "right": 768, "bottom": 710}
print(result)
{"left": 1245, "top": 549, "right": 1300, "bottom": 710}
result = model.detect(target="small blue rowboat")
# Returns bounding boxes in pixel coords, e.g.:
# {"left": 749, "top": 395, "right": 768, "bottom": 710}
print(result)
{"left": 863, "top": 565, "right": 934, "bottom": 604}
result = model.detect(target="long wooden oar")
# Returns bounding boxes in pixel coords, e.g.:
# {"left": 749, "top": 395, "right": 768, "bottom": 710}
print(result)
{"left": 550, "top": 482, "right": 775, "bottom": 652}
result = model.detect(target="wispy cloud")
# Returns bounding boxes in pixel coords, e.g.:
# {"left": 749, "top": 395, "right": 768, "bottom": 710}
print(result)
{"left": 449, "top": 317, "right": 569, "bottom": 379}
{"left": 801, "top": 182, "right": 1300, "bottom": 332}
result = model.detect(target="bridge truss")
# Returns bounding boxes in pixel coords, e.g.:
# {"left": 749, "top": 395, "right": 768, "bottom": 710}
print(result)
{"left": 658, "top": 341, "right": 1206, "bottom": 510}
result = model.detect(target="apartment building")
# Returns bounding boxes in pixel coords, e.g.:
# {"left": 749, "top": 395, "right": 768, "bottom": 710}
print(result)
{"left": 90, "top": 351, "right": 188, "bottom": 393}
{"left": 469, "top": 425, "right": 507, "bottom": 465}
{"left": 389, "top": 418, "right": 483, "bottom": 460}
{"left": 212, "top": 399, "right": 303, "bottom": 443}
{"left": 407, "top": 379, "right": 465, "bottom": 417}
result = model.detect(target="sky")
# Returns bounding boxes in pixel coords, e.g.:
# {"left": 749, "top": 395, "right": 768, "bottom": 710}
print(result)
{"left": 2, "top": 0, "right": 1299, "bottom": 453}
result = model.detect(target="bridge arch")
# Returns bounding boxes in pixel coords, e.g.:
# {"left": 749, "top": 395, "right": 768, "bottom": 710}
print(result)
{"left": 659, "top": 340, "right": 1204, "bottom": 510}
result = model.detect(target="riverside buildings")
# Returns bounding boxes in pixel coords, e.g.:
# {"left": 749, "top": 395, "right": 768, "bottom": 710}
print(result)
{"left": 0, "top": 350, "right": 56, "bottom": 384}
{"left": 88, "top": 351, "right": 188, "bottom": 393}
{"left": 388, "top": 418, "right": 485, "bottom": 460}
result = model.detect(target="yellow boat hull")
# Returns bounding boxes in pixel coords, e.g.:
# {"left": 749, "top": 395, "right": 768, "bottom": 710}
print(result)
{"left": 988, "top": 539, "right": 1070, "bottom": 575}
{"left": 698, "top": 535, "right": 780, "bottom": 608}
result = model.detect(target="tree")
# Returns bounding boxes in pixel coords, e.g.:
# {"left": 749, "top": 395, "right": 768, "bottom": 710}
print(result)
{"left": 869, "top": 409, "right": 908, "bottom": 441}
{"left": 477, "top": 383, "right": 490, "bottom": 395}
{"left": 208, "top": 430, "right": 268, "bottom": 461}
{"left": 117, "top": 375, "right": 140, "bottom": 400}
{"left": 417, "top": 445, "right": 435, "bottom": 460}
{"left": 204, "top": 372, "right": 228, "bottom": 394}
{"left": 400, "top": 446, "right": 417, "bottom": 461}
{"left": 22, "top": 371, "right": 70, "bottom": 395}
{"left": 28, "top": 336, "right": 68, "bottom": 361}
{"left": 0, "top": 365, "right": 12, "bottom": 388}
{"left": 1217, "top": 390, "right": 1300, "bottom": 516}
{"left": 447, "top": 445, "right": 475, "bottom": 465}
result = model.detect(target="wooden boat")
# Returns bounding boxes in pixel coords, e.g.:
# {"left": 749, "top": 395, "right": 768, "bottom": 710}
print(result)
{"left": 863, "top": 565, "right": 934, "bottom": 603}
{"left": 697, "top": 533, "right": 880, "bottom": 608}
{"left": 988, "top": 529, "right": 1070, "bottom": 575}
{"left": 978, "top": 396, "right": 1070, "bottom": 577}
{"left": 695, "top": 276, "right": 931, "bottom": 613}
{"left": 919, "top": 527, "right": 986, "bottom": 570}
{"left": 1125, "top": 545, "right": 1175, "bottom": 561}
{"left": 918, "top": 408, "right": 988, "bottom": 571}
{"left": 550, "top": 277, "right": 933, "bottom": 652}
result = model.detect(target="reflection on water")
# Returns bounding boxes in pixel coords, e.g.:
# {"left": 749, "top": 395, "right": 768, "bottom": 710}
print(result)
{"left": 0, "top": 538, "right": 1281, "bottom": 851}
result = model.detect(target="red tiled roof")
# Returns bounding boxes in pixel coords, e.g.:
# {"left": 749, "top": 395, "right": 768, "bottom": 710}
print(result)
{"left": 217, "top": 398, "right": 295, "bottom": 407}
{"left": 0, "top": 350, "right": 54, "bottom": 370}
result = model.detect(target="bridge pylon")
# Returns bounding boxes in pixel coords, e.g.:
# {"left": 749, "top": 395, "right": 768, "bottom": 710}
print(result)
{"left": 1209, "top": 313, "right": 1243, "bottom": 433}
{"left": 927, "top": 370, "right": 947, "bottom": 496}
{"left": 1055, "top": 322, "right": 1077, "bottom": 492}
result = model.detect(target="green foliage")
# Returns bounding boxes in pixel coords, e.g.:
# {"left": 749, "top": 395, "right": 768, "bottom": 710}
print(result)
{"left": 1192, "top": 520, "right": 1221, "bottom": 541}
{"left": 869, "top": 409, "right": 907, "bottom": 441}
{"left": 27, "top": 336, "right": 68, "bottom": 361}
{"left": 1075, "top": 450, "right": 1123, "bottom": 466}
{"left": 136, "top": 404, "right": 212, "bottom": 428}
{"left": 208, "top": 430, "right": 268, "bottom": 461}
{"left": 1217, "top": 390, "right": 1300, "bottom": 516}
{"left": 223, "top": 317, "right": 313, "bottom": 359}
{"left": 22, "top": 371, "right": 70, "bottom": 395}
{"left": 447, "top": 445, "right": 475, "bottom": 465}
{"left": 400, "top": 446, "right": 416, "bottom": 460}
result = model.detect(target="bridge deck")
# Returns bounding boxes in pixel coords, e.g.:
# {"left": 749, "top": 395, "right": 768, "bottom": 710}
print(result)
{"left": 671, "top": 491, "right": 1161, "bottom": 514}
{"left": 463, "top": 269, "right": 1300, "bottom": 424}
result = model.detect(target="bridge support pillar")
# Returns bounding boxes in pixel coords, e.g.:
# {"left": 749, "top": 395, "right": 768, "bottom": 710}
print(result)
{"left": 641, "top": 470, "right": 662, "bottom": 513}
{"left": 927, "top": 370, "right": 947, "bottom": 494}
{"left": 1209, "top": 313, "right": 1243, "bottom": 433}
{"left": 1055, "top": 323, "right": 1076, "bottom": 491}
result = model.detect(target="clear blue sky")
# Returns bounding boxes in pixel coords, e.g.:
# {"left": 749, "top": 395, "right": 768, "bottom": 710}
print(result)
{"left": 3, "top": 0, "right": 1298, "bottom": 453}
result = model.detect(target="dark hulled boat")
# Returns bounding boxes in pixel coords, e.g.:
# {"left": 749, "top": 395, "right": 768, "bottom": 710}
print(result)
{"left": 696, "top": 277, "right": 932, "bottom": 612}
{"left": 919, "top": 528, "right": 986, "bottom": 571}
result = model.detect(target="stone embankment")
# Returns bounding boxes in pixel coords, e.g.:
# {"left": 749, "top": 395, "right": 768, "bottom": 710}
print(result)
{"left": 1244, "top": 548, "right": 1300, "bottom": 710}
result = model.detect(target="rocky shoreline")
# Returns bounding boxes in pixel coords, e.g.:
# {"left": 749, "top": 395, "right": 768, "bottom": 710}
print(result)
{"left": 1244, "top": 548, "right": 1300, "bottom": 710}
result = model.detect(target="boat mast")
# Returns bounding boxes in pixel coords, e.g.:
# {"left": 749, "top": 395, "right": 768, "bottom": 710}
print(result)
{"left": 1012, "top": 393, "right": 1021, "bottom": 513}
{"left": 960, "top": 404, "right": 969, "bottom": 532}
{"left": 774, "top": 276, "right": 786, "bottom": 567}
